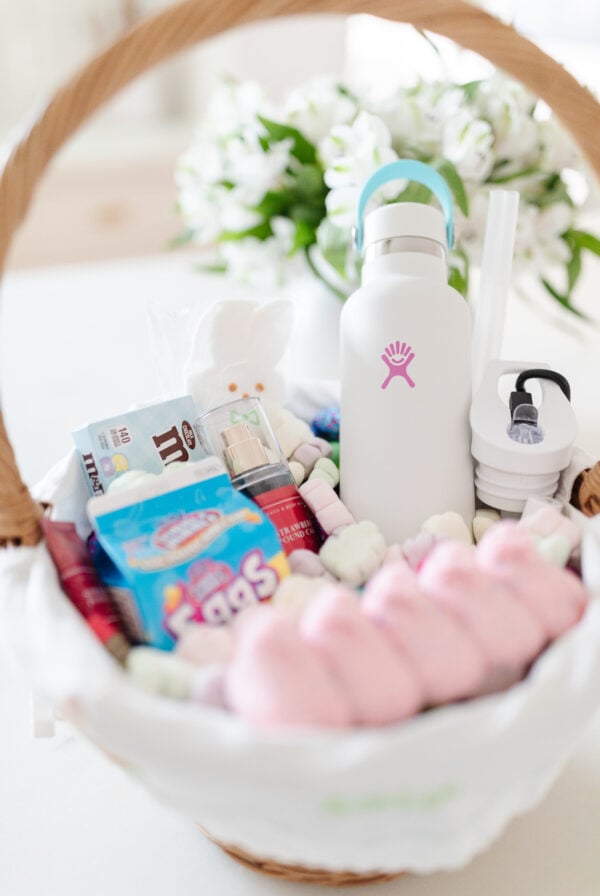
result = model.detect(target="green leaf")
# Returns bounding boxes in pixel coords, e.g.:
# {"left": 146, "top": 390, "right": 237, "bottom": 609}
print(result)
{"left": 566, "top": 242, "right": 582, "bottom": 294}
{"left": 253, "top": 190, "right": 291, "bottom": 219}
{"left": 290, "top": 218, "right": 316, "bottom": 254}
{"left": 393, "top": 182, "right": 433, "bottom": 204}
{"left": 290, "top": 202, "right": 323, "bottom": 229}
{"left": 316, "top": 219, "right": 349, "bottom": 279}
{"left": 448, "top": 264, "right": 467, "bottom": 296}
{"left": 258, "top": 116, "right": 317, "bottom": 165}
{"left": 218, "top": 221, "right": 273, "bottom": 242}
{"left": 414, "top": 28, "right": 442, "bottom": 57}
{"left": 487, "top": 165, "right": 540, "bottom": 185}
{"left": 461, "top": 80, "right": 483, "bottom": 100}
{"left": 194, "top": 260, "right": 228, "bottom": 274}
{"left": 336, "top": 83, "right": 358, "bottom": 102}
{"left": 541, "top": 278, "right": 590, "bottom": 321}
{"left": 303, "top": 246, "right": 347, "bottom": 301}
{"left": 565, "top": 229, "right": 600, "bottom": 256}
{"left": 167, "top": 228, "right": 196, "bottom": 250}
{"left": 448, "top": 246, "right": 469, "bottom": 297}
{"left": 432, "top": 158, "right": 469, "bottom": 216}
{"left": 534, "top": 177, "right": 574, "bottom": 209}
{"left": 294, "top": 163, "right": 327, "bottom": 199}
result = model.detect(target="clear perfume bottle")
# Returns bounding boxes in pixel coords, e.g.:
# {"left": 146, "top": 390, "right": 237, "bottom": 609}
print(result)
{"left": 198, "top": 397, "right": 323, "bottom": 555}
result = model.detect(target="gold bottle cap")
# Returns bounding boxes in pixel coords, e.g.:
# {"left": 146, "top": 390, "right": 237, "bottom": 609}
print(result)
{"left": 221, "top": 422, "right": 269, "bottom": 476}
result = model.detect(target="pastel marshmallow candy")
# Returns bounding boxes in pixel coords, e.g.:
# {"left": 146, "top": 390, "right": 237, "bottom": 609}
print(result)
{"left": 362, "top": 561, "right": 489, "bottom": 705}
{"left": 319, "top": 520, "right": 387, "bottom": 587}
{"left": 288, "top": 548, "right": 330, "bottom": 578}
{"left": 288, "top": 460, "right": 305, "bottom": 486}
{"left": 477, "top": 521, "right": 588, "bottom": 640}
{"left": 126, "top": 647, "right": 193, "bottom": 700}
{"left": 225, "top": 606, "right": 352, "bottom": 728}
{"left": 472, "top": 509, "right": 501, "bottom": 544}
{"left": 300, "top": 586, "right": 423, "bottom": 725}
{"left": 175, "top": 624, "right": 234, "bottom": 666}
{"left": 272, "top": 573, "right": 330, "bottom": 618}
{"left": 537, "top": 533, "right": 572, "bottom": 567}
{"left": 382, "top": 543, "right": 406, "bottom": 566}
{"left": 402, "top": 532, "right": 443, "bottom": 570}
{"left": 189, "top": 665, "right": 229, "bottom": 709}
{"left": 421, "top": 511, "right": 473, "bottom": 545}
{"left": 520, "top": 505, "right": 582, "bottom": 560}
{"left": 290, "top": 438, "right": 332, "bottom": 475}
{"left": 308, "top": 457, "right": 340, "bottom": 488}
{"left": 300, "top": 478, "right": 355, "bottom": 535}
{"left": 420, "top": 540, "right": 546, "bottom": 674}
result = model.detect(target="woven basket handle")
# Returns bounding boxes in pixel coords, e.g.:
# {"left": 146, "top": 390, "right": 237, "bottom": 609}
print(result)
{"left": 1, "top": 0, "right": 599, "bottom": 546}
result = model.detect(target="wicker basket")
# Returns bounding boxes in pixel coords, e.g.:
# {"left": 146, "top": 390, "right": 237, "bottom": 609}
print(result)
{"left": 1, "top": 0, "right": 600, "bottom": 886}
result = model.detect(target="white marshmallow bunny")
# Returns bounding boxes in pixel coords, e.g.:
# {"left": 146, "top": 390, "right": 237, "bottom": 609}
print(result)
{"left": 185, "top": 298, "right": 329, "bottom": 482}
{"left": 185, "top": 299, "right": 294, "bottom": 412}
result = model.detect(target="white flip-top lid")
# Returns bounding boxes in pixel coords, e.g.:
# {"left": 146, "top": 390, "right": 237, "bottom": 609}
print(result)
{"left": 363, "top": 202, "right": 447, "bottom": 251}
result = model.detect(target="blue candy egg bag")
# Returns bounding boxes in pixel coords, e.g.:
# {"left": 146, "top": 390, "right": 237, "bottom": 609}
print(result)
{"left": 88, "top": 458, "right": 289, "bottom": 649}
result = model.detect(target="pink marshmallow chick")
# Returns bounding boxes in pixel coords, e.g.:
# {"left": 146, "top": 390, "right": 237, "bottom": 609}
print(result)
{"left": 225, "top": 606, "right": 352, "bottom": 729}
{"left": 300, "top": 585, "right": 424, "bottom": 725}
{"left": 477, "top": 521, "right": 588, "bottom": 640}
{"left": 299, "top": 479, "right": 355, "bottom": 536}
{"left": 362, "top": 561, "right": 489, "bottom": 705}
{"left": 420, "top": 540, "right": 547, "bottom": 677}
{"left": 175, "top": 624, "right": 234, "bottom": 667}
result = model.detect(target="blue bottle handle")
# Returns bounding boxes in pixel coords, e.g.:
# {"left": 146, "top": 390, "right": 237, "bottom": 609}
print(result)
{"left": 354, "top": 159, "right": 455, "bottom": 252}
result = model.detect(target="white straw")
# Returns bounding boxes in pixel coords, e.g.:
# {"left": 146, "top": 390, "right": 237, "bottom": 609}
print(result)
{"left": 471, "top": 190, "right": 520, "bottom": 393}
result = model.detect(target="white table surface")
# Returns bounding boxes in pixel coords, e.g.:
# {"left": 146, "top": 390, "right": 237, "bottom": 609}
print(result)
{"left": 3, "top": 251, "right": 600, "bottom": 895}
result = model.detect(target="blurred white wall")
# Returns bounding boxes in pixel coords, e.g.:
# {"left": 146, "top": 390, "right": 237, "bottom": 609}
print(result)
{"left": 0, "top": 1, "right": 347, "bottom": 142}
{"left": 2, "top": 1, "right": 597, "bottom": 147}
{"left": 0, "top": 2, "right": 347, "bottom": 269}
{"left": 0, "top": 1, "right": 597, "bottom": 270}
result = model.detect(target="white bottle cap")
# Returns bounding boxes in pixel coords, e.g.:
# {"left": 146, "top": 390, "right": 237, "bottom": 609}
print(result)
{"left": 362, "top": 202, "right": 447, "bottom": 252}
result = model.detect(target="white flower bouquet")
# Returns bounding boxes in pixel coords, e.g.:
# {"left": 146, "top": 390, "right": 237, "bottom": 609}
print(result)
{"left": 175, "top": 71, "right": 600, "bottom": 317}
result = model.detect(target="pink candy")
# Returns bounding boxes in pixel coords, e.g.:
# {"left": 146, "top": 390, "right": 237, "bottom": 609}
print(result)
{"left": 520, "top": 505, "right": 581, "bottom": 547}
{"left": 420, "top": 540, "right": 547, "bottom": 689}
{"left": 290, "top": 437, "right": 332, "bottom": 475}
{"left": 288, "top": 548, "right": 330, "bottom": 578}
{"left": 176, "top": 624, "right": 234, "bottom": 666}
{"left": 478, "top": 521, "right": 587, "bottom": 640}
{"left": 225, "top": 607, "right": 352, "bottom": 728}
{"left": 301, "top": 586, "right": 423, "bottom": 725}
{"left": 221, "top": 521, "right": 588, "bottom": 730}
{"left": 363, "top": 562, "right": 489, "bottom": 704}
{"left": 401, "top": 532, "right": 443, "bottom": 571}
{"left": 299, "top": 479, "right": 355, "bottom": 536}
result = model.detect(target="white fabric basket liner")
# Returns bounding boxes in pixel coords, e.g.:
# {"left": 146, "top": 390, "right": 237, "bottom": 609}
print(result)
{"left": 3, "top": 448, "right": 600, "bottom": 875}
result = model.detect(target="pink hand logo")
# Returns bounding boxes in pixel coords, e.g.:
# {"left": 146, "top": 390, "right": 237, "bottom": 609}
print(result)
{"left": 381, "top": 341, "right": 416, "bottom": 390}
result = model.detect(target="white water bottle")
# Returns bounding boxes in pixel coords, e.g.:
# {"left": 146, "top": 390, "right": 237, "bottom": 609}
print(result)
{"left": 340, "top": 160, "right": 474, "bottom": 543}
